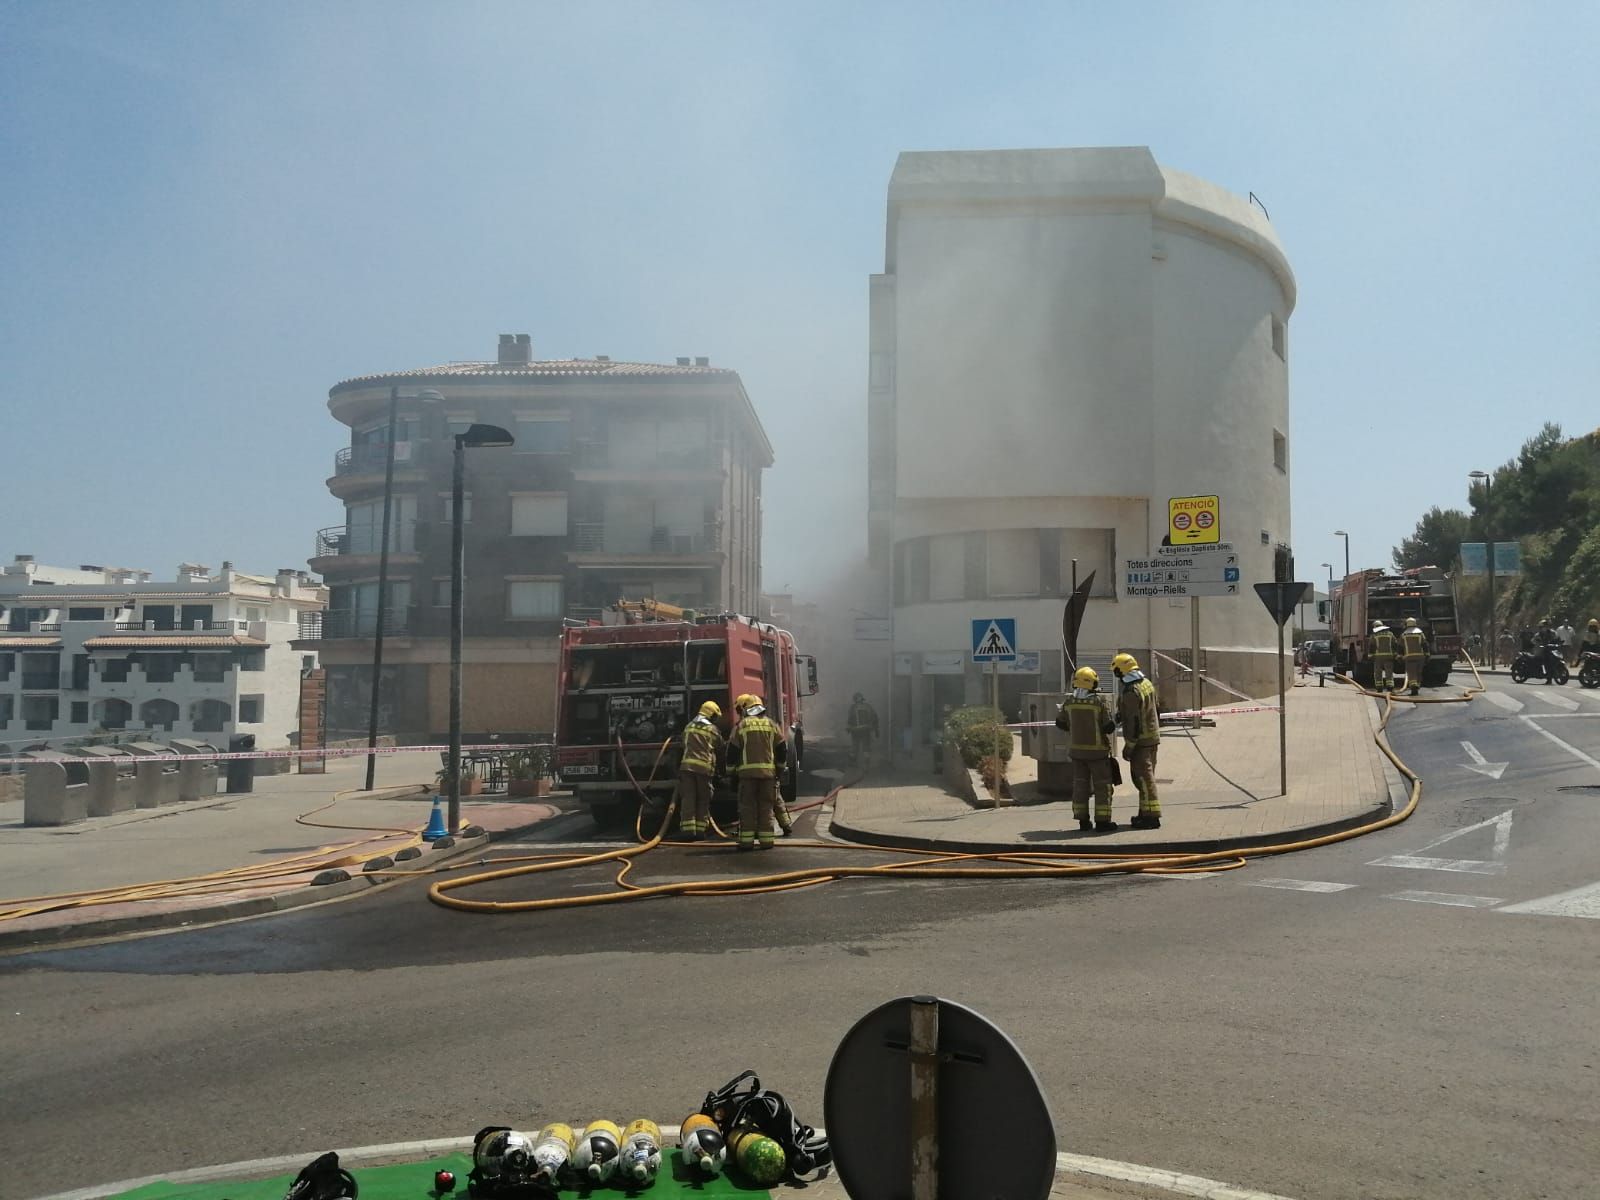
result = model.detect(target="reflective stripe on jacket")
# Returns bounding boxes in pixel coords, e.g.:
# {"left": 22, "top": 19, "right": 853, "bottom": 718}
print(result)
{"left": 1371, "top": 631, "right": 1396, "bottom": 656}
{"left": 1401, "top": 629, "right": 1427, "bottom": 659}
{"left": 731, "top": 714, "right": 784, "bottom": 777}
{"left": 1118, "top": 676, "right": 1161, "bottom": 748}
{"left": 1058, "top": 693, "right": 1113, "bottom": 758}
{"left": 680, "top": 717, "right": 721, "bottom": 775}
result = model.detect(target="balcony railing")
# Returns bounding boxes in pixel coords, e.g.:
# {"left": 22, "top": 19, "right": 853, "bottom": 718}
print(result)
{"left": 570, "top": 523, "right": 721, "bottom": 555}
{"left": 111, "top": 619, "right": 250, "bottom": 633}
{"left": 334, "top": 442, "right": 417, "bottom": 476}
{"left": 317, "top": 607, "right": 410, "bottom": 639}
{"left": 314, "top": 523, "right": 417, "bottom": 558}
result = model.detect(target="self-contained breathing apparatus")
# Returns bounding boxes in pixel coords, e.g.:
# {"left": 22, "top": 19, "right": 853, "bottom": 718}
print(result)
{"left": 699, "top": 1069, "right": 832, "bottom": 1181}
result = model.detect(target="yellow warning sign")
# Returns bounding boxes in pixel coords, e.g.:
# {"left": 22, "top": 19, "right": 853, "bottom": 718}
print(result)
{"left": 1168, "top": 495, "right": 1221, "bottom": 544}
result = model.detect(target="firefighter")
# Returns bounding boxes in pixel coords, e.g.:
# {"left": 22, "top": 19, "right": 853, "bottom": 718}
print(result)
{"left": 1056, "top": 666, "right": 1117, "bottom": 832}
{"left": 676, "top": 701, "right": 723, "bottom": 840}
{"left": 1111, "top": 653, "right": 1161, "bottom": 830}
{"left": 732, "top": 693, "right": 793, "bottom": 836}
{"left": 846, "top": 692, "right": 879, "bottom": 766}
{"left": 1400, "top": 617, "right": 1429, "bottom": 696}
{"left": 727, "top": 695, "right": 787, "bottom": 850}
{"left": 1369, "top": 622, "right": 1397, "bottom": 691}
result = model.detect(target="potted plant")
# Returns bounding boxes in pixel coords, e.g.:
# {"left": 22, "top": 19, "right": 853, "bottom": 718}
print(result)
{"left": 505, "top": 745, "right": 553, "bottom": 798}
{"left": 435, "top": 762, "right": 485, "bottom": 798}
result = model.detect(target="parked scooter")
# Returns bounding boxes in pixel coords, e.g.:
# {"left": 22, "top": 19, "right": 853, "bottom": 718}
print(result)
{"left": 1578, "top": 651, "right": 1600, "bottom": 689}
{"left": 1510, "top": 648, "right": 1570, "bottom": 685}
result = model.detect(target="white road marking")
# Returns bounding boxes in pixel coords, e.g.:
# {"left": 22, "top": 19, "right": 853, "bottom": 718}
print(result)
{"left": 1482, "top": 690, "right": 1524, "bottom": 713}
{"left": 1246, "top": 878, "right": 1357, "bottom": 893}
{"left": 1518, "top": 714, "right": 1600, "bottom": 772}
{"left": 1498, "top": 881, "right": 1600, "bottom": 919}
{"left": 1459, "top": 740, "right": 1508, "bottom": 780}
{"left": 1387, "top": 890, "right": 1504, "bottom": 908}
{"left": 1368, "top": 808, "right": 1514, "bottom": 875}
{"left": 1525, "top": 689, "right": 1581, "bottom": 711}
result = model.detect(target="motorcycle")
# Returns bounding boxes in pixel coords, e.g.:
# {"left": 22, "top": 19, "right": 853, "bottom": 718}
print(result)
{"left": 1510, "top": 647, "right": 1569, "bottom": 685}
{"left": 1579, "top": 651, "right": 1600, "bottom": 689}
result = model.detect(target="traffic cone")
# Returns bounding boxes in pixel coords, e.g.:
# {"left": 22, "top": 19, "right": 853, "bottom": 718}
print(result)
{"left": 422, "top": 797, "right": 449, "bottom": 841}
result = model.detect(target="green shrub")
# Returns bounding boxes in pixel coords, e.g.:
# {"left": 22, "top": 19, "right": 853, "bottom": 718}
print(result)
{"left": 944, "top": 706, "right": 1014, "bottom": 769}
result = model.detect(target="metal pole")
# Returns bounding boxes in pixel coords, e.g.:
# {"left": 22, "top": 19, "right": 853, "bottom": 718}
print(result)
{"left": 1190, "top": 595, "right": 1201, "bottom": 730}
{"left": 447, "top": 434, "right": 466, "bottom": 835}
{"left": 908, "top": 996, "right": 940, "bottom": 1200}
{"left": 1486, "top": 479, "right": 1497, "bottom": 670}
{"left": 1277, "top": 606, "right": 1288, "bottom": 797}
{"left": 364, "top": 384, "right": 399, "bottom": 791}
{"left": 991, "top": 661, "right": 1001, "bottom": 800}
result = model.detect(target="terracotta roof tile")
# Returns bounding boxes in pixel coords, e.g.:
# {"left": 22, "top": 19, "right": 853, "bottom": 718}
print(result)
{"left": 82, "top": 635, "right": 269, "bottom": 649}
{"left": 0, "top": 636, "right": 62, "bottom": 647}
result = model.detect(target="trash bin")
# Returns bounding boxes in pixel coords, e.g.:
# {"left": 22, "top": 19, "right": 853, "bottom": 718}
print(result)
{"left": 225, "top": 733, "right": 256, "bottom": 793}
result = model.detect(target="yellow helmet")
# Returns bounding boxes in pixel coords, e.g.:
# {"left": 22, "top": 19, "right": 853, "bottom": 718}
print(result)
{"left": 1589, "top": 618, "right": 1599, "bottom": 630}
{"left": 1111, "top": 653, "right": 1139, "bottom": 675}
{"left": 744, "top": 695, "right": 765, "bottom": 711}
{"left": 1072, "top": 666, "right": 1099, "bottom": 690}
{"left": 734, "top": 693, "right": 757, "bottom": 712}
{"left": 699, "top": 700, "right": 721, "bottom": 719}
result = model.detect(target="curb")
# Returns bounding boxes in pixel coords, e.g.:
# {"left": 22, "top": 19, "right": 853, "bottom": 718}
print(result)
{"left": 0, "top": 828, "right": 513, "bottom": 955}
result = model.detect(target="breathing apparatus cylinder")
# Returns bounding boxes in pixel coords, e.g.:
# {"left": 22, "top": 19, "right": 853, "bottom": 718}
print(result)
{"left": 729, "top": 1126, "right": 788, "bottom": 1185}
{"left": 529, "top": 1123, "right": 576, "bottom": 1186}
{"left": 471, "top": 1128, "right": 538, "bottom": 1188}
{"left": 572, "top": 1119, "right": 623, "bottom": 1183}
{"left": 618, "top": 1118, "right": 663, "bottom": 1187}
{"left": 679, "top": 1112, "right": 727, "bottom": 1177}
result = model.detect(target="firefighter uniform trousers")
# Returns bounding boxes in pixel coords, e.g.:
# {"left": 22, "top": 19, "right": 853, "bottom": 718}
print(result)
{"left": 676, "top": 769, "right": 713, "bottom": 837}
{"left": 731, "top": 713, "right": 785, "bottom": 848}
{"left": 738, "top": 775, "right": 778, "bottom": 848}
{"left": 1118, "top": 675, "right": 1162, "bottom": 818}
{"left": 1401, "top": 629, "right": 1427, "bottom": 694}
{"left": 1371, "top": 632, "right": 1397, "bottom": 690}
{"left": 1060, "top": 692, "right": 1115, "bottom": 825}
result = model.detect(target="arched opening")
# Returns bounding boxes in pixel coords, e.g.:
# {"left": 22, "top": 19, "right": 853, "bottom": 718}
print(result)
{"left": 190, "top": 698, "right": 231, "bottom": 734}
{"left": 95, "top": 698, "right": 132, "bottom": 730}
{"left": 139, "top": 698, "right": 179, "bottom": 731}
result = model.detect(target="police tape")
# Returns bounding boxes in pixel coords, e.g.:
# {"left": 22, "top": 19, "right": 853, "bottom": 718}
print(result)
{"left": 1149, "top": 648, "right": 1261, "bottom": 704}
{"left": 1005, "top": 703, "right": 1280, "bottom": 729}
{"left": 0, "top": 742, "right": 547, "bottom": 767}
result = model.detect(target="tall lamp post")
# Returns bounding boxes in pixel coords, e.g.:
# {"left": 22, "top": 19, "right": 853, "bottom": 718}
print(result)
{"left": 446, "top": 423, "right": 515, "bottom": 834}
{"left": 1468, "top": 470, "right": 1496, "bottom": 668}
{"left": 1333, "top": 530, "right": 1350, "bottom": 578}
{"left": 365, "top": 388, "right": 446, "bottom": 790}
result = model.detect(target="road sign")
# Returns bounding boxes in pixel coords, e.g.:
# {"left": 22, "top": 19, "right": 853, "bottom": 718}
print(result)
{"left": 1125, "top": 580, "right": 1240, "bottom": 598}
{"left": 1155, "top": 541, "right": 1234, "bottom": 558}
{"left": 982, "top": 650, "right": 1042, "bottom": 675}
{"left": 1254, "top": 581, "right": 1311, "bottom": 626}
{"left": 1460, "top": 541, "right": 1522, "bottom": 576}
{"left": 1124, "top": 561, "right": 1241, "bottom": 582}
{"left": 854, "top": 617, "right": 892, "bottom": 640}
{"left": 1168, "top": 495, "right": 1221, "bottom": 545}
{"left": 971, "top": 618, "right": 1017, "bottom": 662}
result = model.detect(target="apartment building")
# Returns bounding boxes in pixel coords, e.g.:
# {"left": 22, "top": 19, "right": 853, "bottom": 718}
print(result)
{"left": 0, "top": 557, "right": 326, "bottom": 749}
{"left": 301, "top": 334, "right": 772, "bottom": 739}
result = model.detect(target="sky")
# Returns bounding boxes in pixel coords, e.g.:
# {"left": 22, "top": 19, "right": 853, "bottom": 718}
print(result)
{"left": 3, "top": 1, "right": 1596, "bottom": 596}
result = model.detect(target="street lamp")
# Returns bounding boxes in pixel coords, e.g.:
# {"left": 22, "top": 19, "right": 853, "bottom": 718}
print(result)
{"left": 1333, "top": 530, "right": 1350, "bottom": 578}
{"left": 446, "top": 423, "right": 515, "bottom": 834}
{"left": 365, "top": 387, "right": 447, "bottom": 790}
{"left": 1469, "top": 470, "right": 1497, "bottom": 668}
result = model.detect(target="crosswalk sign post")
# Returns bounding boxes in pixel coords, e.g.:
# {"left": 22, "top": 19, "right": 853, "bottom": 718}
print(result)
{"left": 971, "top": 619, "right": 1016, "bottom": 801}
{"left": 1254, "top": 582, "right": 1311, "bottom": 798}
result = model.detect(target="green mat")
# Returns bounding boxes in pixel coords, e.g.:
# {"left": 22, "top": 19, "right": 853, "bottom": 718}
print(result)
{"left": 110, "top": 1150, "right": 773, "bottom": 1200}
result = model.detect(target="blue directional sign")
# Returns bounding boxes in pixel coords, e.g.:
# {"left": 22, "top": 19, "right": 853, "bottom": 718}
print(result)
{"left": 971, "top": 618, "right": 1017, "bottom": 662}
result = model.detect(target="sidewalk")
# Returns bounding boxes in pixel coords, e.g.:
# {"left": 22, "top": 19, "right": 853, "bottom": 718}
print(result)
{"left": 830, "top": 682, "right": 1404, "bottom": 855}
{"left": 0, "top": 753, "right": 564, "bottom": 950}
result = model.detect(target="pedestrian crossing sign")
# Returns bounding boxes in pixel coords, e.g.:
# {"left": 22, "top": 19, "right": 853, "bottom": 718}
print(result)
{"left": 971, "top": 618, "right": 1017, "bottom": 662}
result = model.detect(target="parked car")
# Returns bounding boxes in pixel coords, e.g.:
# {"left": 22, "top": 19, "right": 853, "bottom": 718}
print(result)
{"left": 1301, "top": 639, "right": 1333, "bottom": 667}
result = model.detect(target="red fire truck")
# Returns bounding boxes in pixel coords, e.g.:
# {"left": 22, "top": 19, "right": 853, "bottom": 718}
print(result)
{"left": 1330, "top": 566, "right": 1462, "bottom": 687}
{"left": 553, "top": 601, "right": 818, "bottom": 829}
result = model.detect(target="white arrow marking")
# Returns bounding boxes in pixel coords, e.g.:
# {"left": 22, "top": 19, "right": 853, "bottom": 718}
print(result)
{"left": 1369, "top": 807, "right": 1514, "bottom": 875}
{"left": 1498, "top": 881, "right": 1600, "bottom": 919}
{"left": 1459, "top": 740, "right": 1508, "bottom": 780}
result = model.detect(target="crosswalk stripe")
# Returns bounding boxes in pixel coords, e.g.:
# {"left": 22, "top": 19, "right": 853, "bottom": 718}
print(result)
{"left": 1246, "top": 878, "right": 1357, "bottom": 893}
{"left": 1386, "top": 890, "right": 1503, "bottom": 908}
{"left": 1481, "top": 690, "right": 1523, "bottom": 712}
{"left": 1525, "top": 689, "right": 1581, "bottom": 711}
{"left": 1497, "top": 881, "right": 1600, "bottom": 919}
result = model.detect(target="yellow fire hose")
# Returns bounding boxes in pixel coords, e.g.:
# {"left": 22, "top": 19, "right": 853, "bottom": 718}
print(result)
{"left": 422, "top": 660, "right": 1489, "bottom": 914}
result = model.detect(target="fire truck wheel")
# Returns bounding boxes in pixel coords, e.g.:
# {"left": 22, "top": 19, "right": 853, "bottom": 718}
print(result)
{"left": 780, "top": 755, "right": 800, "bottom": 806}
{"left": 590, "top": 799, "right": 628, "bottom": 831}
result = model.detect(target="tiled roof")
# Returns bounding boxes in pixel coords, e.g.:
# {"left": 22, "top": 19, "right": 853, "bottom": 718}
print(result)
{"left": 0, "top": 636, "right": 62, "bottom": 647}
{"left": 332, "top": 358, "right": 734, "bottom": 392}
{"left": 82, "top": 635, "right": 269, "bottom": 649}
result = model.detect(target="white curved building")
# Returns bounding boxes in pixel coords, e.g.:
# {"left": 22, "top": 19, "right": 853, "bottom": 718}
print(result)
{"left": 866, "top": 147, "right": 1297, "bottom": 740}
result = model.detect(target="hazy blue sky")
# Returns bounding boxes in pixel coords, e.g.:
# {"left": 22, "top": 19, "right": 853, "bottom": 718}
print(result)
{"left": 3, "top": 1, "right": 1595, "bottom": 595}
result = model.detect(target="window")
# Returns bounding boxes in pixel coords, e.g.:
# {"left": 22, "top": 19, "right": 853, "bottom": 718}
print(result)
{"left": 929, "top": 533, "right": 966, "bottom": 602}
{"left": 243, "top": 606, "right": 264, "bottom": 622}
{"left": 139, "top": 698, "right": 178, "bottom": 731}
{"left": 192, "top": 654, "right": 227, "bottom": 683}
{"left": 238, "top": 695, "right": 263, "bottom": 723}
{"left": 69, "top": 701, "right": 88, "bottom": 724}
{"left": 988, "top": 530, "right": 1040, "bottom": 598}
{"left": 1273, "top": 430, "right": 1288, "bottom": 473}
{"left": 0, "top": 652, "right": 12, "bottom": 681}
{"left": 432, "top": 578, "right": 452, "bottom": 607}
{"left": 96, "top": 698, "right": 131, "bottom": 730}
{"left": 21, "top": 652, "right": 59, "bottom": 689}
{"left": 22, "top": 696, "right": 58, "bottom": 731}
{"left": 346, "top": 495, "right": 417, "bottom": 554}
{"left": 1271, "top": 316, "right": 1286, "bottom": 360}
{"left": 68, "top": 607, "right": 105, "bottom": 621}
{"left": 9, "top": 606, "right": 49, "bottom": 631}
{"left": 190, "top": 699, "right": 231, "bottom": 733}
{"left": 1060, "top": 529, "right": 1116, "bottom": 597}
{"left": 239, "top": 651, "right": 265, "bottom": 672}
{"left": 514, "top": 416, "right": 571, "bottom": 454}
{"left": 0, "top": 695, "right": 13, "bottom": 728}
{"left": 439, "top": 492, "right": 473, "bottom": 523}
{"left": 507, "top": 579, "right": 563, "bottom": 619}
{"left": 143, "top": 653, "right": 178, "bottom": 683}
{"left": 101, "top": 656, "right": 130, "bottom": 682}
{"left": 511, "top": 493, "right": 569, "bottom": 537}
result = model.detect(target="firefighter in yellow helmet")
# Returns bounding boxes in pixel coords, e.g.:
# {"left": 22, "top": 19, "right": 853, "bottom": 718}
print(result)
{"left": 727, "top": 695, "right": 788, "bottom": 849}
{"left": 1400, "top": 617, "right": 1429, "bottom": 696}
{"left": 1111, "top": 653, "right": 1161, "bottom": 830}
{"left": 732, "top": 693, "right": 793, "bottom": 836}
{"left": 1057, "top": 666, "right": 1117, "bottom": 832}
{"left": 1368, "top": 622, "right": 1397, "bottom": 691}
{"left": 676, "top": 700, "right": 724, "bottom": 840}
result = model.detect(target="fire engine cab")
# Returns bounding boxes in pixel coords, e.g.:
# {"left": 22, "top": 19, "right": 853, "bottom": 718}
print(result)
{"left": 553, "top": 600, "right": 818, "bottom": 829}
{"left": 1330, "top": 566, "right": 1462, "bottom": 687}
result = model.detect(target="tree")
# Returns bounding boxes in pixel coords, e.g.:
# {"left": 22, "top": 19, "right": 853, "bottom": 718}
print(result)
{"left": 1393, "top": 506, "right": 1470, "bottom": 571}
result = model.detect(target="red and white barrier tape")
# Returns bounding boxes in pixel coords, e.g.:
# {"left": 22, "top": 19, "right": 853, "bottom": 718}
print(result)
{"left": 1150, "top": 649, "right": 1261, "bottom": 704}
{"left": 0, "top": 742, "right": 547, "bottom": 767}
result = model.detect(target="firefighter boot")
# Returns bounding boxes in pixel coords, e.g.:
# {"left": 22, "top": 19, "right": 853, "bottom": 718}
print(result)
{"left": 1078, "top": 819, "right": 1093, "bottom": 832}
{"left": 1130, "top": 813, "right": 1161, "bottom": 830}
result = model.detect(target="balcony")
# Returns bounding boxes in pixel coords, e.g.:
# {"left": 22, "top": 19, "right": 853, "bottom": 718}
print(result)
{"left": 569, "top": 523, "right": 723, "bottom": 559}
{"left": 328, "top": 442, "right": 425, "bottom": 498}
{"left": 572, "top": 443, "right": 724, "bottom": 480}
{"left": 314, "top": 607, "right": 411, "bottom": 640}
{"left": 112, "top": 619, "right": 251, "bottom": 633}
{"left": 310, "top": 523, "right": 419, "bottom": 574}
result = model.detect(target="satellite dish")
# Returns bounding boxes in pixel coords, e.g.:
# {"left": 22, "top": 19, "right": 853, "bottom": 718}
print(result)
{"left": 824, "top": 996, "right": 1056, "bottom": 1200}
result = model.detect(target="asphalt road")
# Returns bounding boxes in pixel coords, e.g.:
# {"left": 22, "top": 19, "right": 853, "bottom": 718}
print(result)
{"left": 4, "top": 676, "right": 1599, "bottom": 1200}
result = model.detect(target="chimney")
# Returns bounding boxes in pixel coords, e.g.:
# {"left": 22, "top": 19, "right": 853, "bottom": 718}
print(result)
{"left": 595, "top": 354, "right": 610, "bottom": 362}
{"left": 497, "top": 333, "right": 532, "bottom": 366}
{"left": 694, "top": 356, "right": 709, "bottom": 367}
{"left": 14, "top": 554, "right": 33, "bottom": 563}
{"left": 221, "top": 560, "right": 233, "bottom": 571}
{"left": 675, "top": 357, "right": 691, "bottom": 366}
